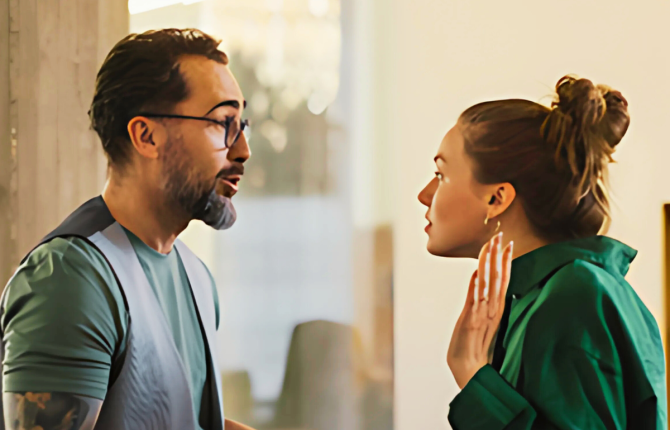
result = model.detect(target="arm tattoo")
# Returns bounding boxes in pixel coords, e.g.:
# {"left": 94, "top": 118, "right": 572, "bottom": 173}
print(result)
{"left": 3, "top": 392, "right": 102, "bottom": 430}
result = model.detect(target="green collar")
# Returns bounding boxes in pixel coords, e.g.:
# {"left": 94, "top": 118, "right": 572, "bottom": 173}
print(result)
{"left": 508, "top": 235, "right": 637, "bottom": 298}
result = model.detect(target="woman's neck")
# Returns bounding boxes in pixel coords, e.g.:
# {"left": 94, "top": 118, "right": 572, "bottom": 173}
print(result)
{"left": 497, "top": 213, "right": 550, "bottom": 260}
{"left": 505, "top": 232, "right": 549, "bottom": 260}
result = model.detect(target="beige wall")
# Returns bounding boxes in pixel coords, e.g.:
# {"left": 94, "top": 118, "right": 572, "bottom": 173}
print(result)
{"left": 0, "top": 0, "right": 128, "bottom": 286}
{"left": 377, "top": 1, "right": 670, "bottom": 429}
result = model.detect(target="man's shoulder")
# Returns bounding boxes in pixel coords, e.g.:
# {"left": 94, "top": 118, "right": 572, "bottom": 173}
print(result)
{"left": 9, "top": 237, "right": 110, "bottom": 287}
{"left": 5, "top": 236, "right": 125, "bottom": 313}
{"left": 2, "top": 237, "right": 130, "bottom": 401}
{"left": 25, "top": 236, "right": 110, "bottom": 270}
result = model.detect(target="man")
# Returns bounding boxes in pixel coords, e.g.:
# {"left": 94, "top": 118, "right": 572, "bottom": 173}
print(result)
{"left": 0, "top": 29, "right": 255, "bottom": 430}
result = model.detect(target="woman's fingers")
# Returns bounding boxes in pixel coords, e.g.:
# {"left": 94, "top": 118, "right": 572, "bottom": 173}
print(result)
{"left": 498, "top": 241, "right": 514, "bottom": 315}
{"left": 477, "top": 240, "right": 491, "bottom": 306}
{"left": 465, "top": 270, "right": 477, "bottom": 307}
{"left": 487, "top": 233, "right": 503, "bottom": 316}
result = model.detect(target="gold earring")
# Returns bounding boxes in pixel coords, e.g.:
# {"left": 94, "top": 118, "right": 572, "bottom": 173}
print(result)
{"left": 485, "top": 216, "right": 501, "bottom": 233}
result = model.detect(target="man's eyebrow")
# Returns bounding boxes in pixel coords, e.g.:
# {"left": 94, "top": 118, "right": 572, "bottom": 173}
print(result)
{"left": 205, "top": 99, "right": 247, "bottom": 115}
{"left": 434, "top": 155, "right": 446, "bottom": 163}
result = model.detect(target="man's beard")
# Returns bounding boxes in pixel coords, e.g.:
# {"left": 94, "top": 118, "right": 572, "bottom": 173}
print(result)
{"left": 162, "top": 138, "right": 238, "bottom": 231}
{"left": 189, "top": 186, "right": 237, "bottom": 230}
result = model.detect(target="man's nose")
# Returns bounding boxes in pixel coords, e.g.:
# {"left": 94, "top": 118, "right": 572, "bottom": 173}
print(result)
{"left": 228, "top": 129, "right": 251, "bottom": 163}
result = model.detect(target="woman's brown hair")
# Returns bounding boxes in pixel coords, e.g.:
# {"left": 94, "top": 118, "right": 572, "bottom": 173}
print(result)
{"left": 459, "top": 75, "right": 630, "bottom": 241}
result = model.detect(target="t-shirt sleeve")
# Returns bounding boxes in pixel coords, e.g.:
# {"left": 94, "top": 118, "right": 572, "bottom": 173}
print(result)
{"left": 1, "top": 237, "right": 128, "bottom": 400}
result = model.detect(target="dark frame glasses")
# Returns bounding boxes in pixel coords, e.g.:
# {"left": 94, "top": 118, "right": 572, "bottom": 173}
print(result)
{"left": 137, "top": 113, "right": 250, "bottom": 149}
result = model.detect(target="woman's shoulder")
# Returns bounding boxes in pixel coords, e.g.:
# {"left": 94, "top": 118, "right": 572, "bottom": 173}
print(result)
{"left": 527, "top": 256, "right": 664, "bottom": 375}
{"left": 525, "top": 260, "right": 626, "bottom": 343}
{"left": 543, "top": 258, "right": 621, "bottom": 299}
{"left": 530, "top": 257, "right": 659, "bottom": 344}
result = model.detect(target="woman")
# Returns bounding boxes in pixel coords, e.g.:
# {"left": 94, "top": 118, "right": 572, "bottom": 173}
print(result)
{"left": 418, "top": 75, "right": 667, "bottom": 429}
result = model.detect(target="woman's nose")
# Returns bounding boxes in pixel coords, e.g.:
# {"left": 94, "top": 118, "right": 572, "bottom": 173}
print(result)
{"left": 418, "top": 178, "right": 437, "bottom": 207}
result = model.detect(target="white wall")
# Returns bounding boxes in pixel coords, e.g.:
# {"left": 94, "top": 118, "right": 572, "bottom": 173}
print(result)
{"left": 379, "top": 1, "right": 670, "bottom": 429}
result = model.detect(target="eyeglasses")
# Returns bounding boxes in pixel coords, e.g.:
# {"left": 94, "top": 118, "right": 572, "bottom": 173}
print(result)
{"left": 137, "top": 113, "right": 250, "bottom": 149}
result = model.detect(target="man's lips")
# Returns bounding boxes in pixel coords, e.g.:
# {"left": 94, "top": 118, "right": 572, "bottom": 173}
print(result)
{"left": 217, "top": 175, "right": 242, "bottom": 197}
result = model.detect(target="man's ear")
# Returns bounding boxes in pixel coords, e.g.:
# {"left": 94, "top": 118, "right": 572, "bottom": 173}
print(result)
{"left": 485, "top": 183, "right": 516, "bottom": 220}
{"left": 127, "top": 116, "right": 168, "bottom": 160}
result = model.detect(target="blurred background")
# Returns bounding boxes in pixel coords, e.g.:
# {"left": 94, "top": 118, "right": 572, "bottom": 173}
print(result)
{"left": 1, "top": 1, "right": 670, "bottom": 429}
{"left": 131, "top": 1, "right": 394, "bottom": 429}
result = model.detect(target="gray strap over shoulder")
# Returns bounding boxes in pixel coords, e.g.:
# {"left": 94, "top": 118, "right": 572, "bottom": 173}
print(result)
{"left": 175, "top": 240, "right": 224, "bottom": 424}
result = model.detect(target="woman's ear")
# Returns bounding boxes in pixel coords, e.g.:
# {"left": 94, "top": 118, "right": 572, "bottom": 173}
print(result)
{"left": 486, "top": 183, "right": 516, "bottom": 219}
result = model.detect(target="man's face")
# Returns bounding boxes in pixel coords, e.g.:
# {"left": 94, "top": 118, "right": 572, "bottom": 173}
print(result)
{"left": 161, "top": 55, "right": 250, "bottom": 230}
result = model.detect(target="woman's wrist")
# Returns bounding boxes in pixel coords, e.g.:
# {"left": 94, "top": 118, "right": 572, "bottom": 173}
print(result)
{"left": 453, "top": 361, "right": 487, "bottom": 389}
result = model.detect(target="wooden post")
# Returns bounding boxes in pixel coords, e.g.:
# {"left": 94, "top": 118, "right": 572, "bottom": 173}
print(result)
{"left": 1, "top": 0, "right": 128, "bottom": 287}
{"left": 0, "top": 0, "right": 11, "bottom": 287}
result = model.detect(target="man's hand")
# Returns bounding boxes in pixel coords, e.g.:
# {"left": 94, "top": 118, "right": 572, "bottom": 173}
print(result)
{"left": 3, "top": 392, "right": 102, "bottom": 430}
{"left": 224, "top": 418, "right": 257, "bottom": 430}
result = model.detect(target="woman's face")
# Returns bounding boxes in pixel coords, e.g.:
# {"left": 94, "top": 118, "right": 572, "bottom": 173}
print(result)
{"left": 418, "top": 125, "right": 493, "bottom": 258}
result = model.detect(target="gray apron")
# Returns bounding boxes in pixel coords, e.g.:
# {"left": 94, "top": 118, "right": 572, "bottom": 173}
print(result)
{"left": 0, "top": 196, "right": 224, "bottom": 429}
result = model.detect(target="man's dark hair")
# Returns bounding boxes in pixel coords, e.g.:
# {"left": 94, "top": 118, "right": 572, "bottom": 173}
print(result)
{"left": 89, "top": 28, "right": 229, "bottom": 167}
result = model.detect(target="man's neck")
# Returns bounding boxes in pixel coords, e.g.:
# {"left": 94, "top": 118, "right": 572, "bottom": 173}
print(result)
{"left": 102, "top": 174, "right": 189, "bottom": 254}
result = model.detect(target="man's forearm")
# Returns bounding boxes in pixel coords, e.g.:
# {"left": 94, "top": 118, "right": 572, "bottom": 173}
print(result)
{"left": 224, "top": 418, "right": 257, "bottom": 430}
{"left": 3, "top": 392, "right": 102, "bottom": 430}
{"left": 4, "top": 393, "right": 253, "bottom": 430}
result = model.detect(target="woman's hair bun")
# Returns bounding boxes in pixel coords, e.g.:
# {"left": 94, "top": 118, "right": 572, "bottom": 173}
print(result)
{"left": 552, "top": 75, "right": 630, "bottom": 149}
{"left": 542, "top": 75, "right": 630, "bottom": 201}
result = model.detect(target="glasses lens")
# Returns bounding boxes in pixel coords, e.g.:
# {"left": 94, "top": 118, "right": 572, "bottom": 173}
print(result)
{"left": 225, "top": 120, "right": 240, "bottom": 148}
{"left": 242, "top": 120, "right": 251, "bottom": 141}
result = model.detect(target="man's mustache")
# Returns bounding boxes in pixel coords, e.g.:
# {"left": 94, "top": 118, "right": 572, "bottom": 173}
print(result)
{"left": 216, "top": 164, "right": 245, "bottom": 178}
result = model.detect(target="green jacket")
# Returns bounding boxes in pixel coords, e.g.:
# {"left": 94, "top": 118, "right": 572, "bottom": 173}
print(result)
{"left": 449, "top": 236, "right": 667, "bottom": 429}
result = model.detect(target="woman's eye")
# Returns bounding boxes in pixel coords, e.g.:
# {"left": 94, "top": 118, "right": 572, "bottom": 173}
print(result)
{"left": 435, "top": 172, "right": 444, "bottom": 181}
